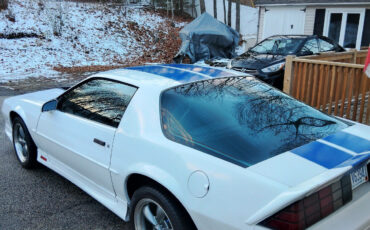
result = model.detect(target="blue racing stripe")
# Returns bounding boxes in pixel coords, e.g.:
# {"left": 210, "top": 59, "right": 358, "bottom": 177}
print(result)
{"left": 161, "top": 64, "right": 239, "bottom": 77}
{"left": 323, "top": 131, "right": 370, "bottom": 154}
{"left": 336, "top": 152, "right": 370, "bottom": 168}
{"left": 291, "top": 141, "right": 353, "bottom": 169}
{"left": 126, "top": 65, "right": 208, "bottom": 83}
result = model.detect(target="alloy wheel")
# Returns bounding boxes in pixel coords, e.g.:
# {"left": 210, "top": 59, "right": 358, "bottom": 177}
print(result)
{"left": 134, "top": 198, "right": 174, "bottom": 230}
{"left": 14, "top": 123, "right": 28, "bottom": 163}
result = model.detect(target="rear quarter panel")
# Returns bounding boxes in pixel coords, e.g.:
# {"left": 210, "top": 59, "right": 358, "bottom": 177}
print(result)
{"left": 109, "top": 86, "right": 289, "bottom": 230}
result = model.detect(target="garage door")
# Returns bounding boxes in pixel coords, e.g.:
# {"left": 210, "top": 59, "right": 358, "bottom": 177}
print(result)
{"left": 262, "top": 7, "right": 305, "bottom": 39}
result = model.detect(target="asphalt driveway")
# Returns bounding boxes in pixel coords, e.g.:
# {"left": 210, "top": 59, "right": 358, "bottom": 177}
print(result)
{"left": 0, "top": 92, "right": 130, "bottom": 229}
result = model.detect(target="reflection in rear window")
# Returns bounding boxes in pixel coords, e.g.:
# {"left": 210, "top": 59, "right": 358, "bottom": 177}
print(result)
{"left": 160, "top": 77, "right": 348, "bottom": 167}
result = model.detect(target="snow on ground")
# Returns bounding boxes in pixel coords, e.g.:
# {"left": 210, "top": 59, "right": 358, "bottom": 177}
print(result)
{"left": 0, "top": 0, "right": 186, "bottom": 83}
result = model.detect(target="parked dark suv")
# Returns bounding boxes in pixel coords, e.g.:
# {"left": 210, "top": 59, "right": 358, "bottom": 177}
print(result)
{"left": 208, "top": 35, "right": 345, "bottom": 89}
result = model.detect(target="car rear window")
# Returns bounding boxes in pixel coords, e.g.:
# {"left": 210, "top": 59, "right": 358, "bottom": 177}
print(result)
{"left": 160, "top": 77, "right": 348, "bottom": 167}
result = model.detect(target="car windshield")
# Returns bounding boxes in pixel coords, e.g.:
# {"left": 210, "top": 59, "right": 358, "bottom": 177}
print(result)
{"left": 249, "top": 37, "right": 305, "bottom": 55}
{"left": 161, "top": 77, "right": 348, "bottom": 167}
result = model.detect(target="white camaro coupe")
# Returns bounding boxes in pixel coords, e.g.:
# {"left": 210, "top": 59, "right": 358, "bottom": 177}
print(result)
{"left": 2, "top": 64, "right": 370, "bottom": 230}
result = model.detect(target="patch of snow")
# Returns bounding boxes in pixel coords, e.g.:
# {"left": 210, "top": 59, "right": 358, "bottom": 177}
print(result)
{"left": 0, "top": 0, "right": 184, "bottom": 83}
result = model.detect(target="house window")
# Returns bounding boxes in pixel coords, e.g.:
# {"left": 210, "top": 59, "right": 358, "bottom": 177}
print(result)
{"left": 313, "top": 9, "right": 326, "bottom": 36}
{"left": 323, "top": 8, "right": 366, "bottom": 50}
{"left": 328, "top": 13, "right": 342, "bottom": 43}
{"left": 361, "top": 10, "right": 370, "bottom": 47}
{"left": 344, "top": 14, "right": 360, "bottom": 48}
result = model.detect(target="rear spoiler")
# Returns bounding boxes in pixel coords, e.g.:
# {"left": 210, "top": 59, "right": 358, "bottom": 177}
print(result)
{"left": 245, "top": 166, "right": 350, "bottom": 225}
{"left": 246, "top": 152, "right": 370, "bottom": 225}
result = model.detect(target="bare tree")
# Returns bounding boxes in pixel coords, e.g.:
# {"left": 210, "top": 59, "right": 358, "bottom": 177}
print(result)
{"left": 179, "top": 0, "right": 184, "bottom": 15}
{"left": 192, "top": 0, "right": 197, "bottom": 17}
{"left": 236, "top": 0, "right": 240, "bottom": 32}
{"left": 213, "top": 0, "right": 217, "bottom": 19}
{"left": 227, "top": 0, "right": 231, "bottom": 26}
{"left": 171, "top": 0, "right": 174, "bottom": 19}
{"left": 0, "top": 0, "right": 8, "bottom": 10}
{"left": 199, "top": 0, "right": 206, "bottom": 14}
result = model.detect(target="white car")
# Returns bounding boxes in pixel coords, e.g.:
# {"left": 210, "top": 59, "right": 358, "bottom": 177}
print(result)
{"left": 2, "top": 64, "right": 370, "bottom": 230}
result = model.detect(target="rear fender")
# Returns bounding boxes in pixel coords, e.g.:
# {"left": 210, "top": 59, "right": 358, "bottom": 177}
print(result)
{"left": 123, "top": 163, "right": 185, "bottom": 205}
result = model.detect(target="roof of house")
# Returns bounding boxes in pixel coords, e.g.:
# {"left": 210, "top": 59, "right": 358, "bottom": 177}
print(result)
{"left": 256, "top": 0, "right": 370, "bottom": 6}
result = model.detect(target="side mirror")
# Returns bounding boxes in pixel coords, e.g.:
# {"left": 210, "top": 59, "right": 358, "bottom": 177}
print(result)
{"left": 42, "top": 99, "right": 58, "bottom": 112}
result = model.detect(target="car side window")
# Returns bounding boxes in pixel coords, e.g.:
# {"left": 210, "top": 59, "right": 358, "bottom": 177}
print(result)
{"left": 319, "top": 39, "right": 335, "bottom": 52}
{"left": 58, "top": 78, "right": 137, "bottom": 127}
{"left": 301, "top": 39, "right": 319, "bottom": 54}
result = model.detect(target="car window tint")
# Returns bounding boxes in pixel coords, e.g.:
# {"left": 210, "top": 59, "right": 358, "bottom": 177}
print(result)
{"left": 58, "top": 79, "right": 137, "bottom": 127}
{"left": 161, "top": 77, "right": 348, "bottom": 168}
{"left": 301, "top": 39, "right": 319, "bottom": 54}
{"left": 319, "top": 39, "right": 335, "bottom": 52}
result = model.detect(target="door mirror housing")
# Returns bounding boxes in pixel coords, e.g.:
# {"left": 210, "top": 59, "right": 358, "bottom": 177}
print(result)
{"left": 42, "top": 99, "right": 58, "bottom": 112}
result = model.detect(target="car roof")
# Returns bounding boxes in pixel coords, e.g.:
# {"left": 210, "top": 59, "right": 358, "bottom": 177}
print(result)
{"left": 267, "top": 34, "right": 315, "bottom": 39}
{"left": 94, "top": 64, "right": 246, "bottom": 90}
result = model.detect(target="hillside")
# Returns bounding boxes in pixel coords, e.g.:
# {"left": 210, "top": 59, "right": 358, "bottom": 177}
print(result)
{"left": 0, "top": 0, "right": 188, "bottom": 84}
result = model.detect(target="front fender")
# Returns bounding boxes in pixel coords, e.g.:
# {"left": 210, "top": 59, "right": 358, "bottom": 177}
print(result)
{"left": 5, "top": 98, "right": 42, "bottom": 142}
{"left": 2, "top": 88, "right": 65, "bottom": 142}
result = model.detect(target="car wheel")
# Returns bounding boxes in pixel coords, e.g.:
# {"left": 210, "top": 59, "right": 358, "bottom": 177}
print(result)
{"left": 12, "top": 117, "right": 37, "bottom": 169}
{"left": 130, "top": 186, "right": 195, "bottom": 230}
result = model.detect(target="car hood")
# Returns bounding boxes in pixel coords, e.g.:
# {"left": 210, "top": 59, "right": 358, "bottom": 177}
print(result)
{"left": 246, "top": 123, "right": 370, "bottom": 224}
{"left": 230, "top": 52, "right": 285, "bottom": 69}
{"left": 13, "top": 88, "right": 65, "bottom": 106}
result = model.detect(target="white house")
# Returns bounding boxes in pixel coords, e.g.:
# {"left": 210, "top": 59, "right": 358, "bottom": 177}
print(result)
{"left": 255, "top": 0, "right": 370, "bottom": 50}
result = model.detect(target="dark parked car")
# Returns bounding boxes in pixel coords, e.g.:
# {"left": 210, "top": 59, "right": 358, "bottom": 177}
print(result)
{"left": 207, "top": 35, "right": 345, "bottom": 89}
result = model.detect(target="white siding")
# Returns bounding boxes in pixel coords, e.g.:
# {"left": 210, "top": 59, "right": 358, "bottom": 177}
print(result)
{"left": 304, "top": 7, "right": 316, "bottom": 35}
{"left": 258, "top": 7, "right": 265, "bottom": 42}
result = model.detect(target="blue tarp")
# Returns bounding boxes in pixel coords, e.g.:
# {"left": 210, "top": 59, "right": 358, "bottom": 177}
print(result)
{"left": 174, "top": 13, "right": 239, "bottom": 63}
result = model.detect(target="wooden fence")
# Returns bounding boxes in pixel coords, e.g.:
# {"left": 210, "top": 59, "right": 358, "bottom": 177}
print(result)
{"left": 283, "top": 50, "right": 369, "bottom": 124}
{"left": 300, "top": 50, "right": 368, "bottom": 65}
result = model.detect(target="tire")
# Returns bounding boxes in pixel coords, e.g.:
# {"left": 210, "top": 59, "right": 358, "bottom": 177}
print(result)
{"left": 130, "top": 186, "right": 196, "bottom": 230}
{"left": 12, "top": 116, "right": 37, "bottom": 169}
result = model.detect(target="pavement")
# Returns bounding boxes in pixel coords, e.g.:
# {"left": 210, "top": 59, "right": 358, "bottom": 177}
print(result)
{"left": 0, "top": 87, "right": 131, "bottom": 229}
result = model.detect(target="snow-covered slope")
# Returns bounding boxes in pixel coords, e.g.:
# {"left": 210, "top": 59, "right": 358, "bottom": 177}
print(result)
{"left": 0, "top": 0, "right": 186, "bottom": 83}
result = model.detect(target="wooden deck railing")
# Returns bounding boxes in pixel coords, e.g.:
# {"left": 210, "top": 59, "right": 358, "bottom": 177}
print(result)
{"left": 283, "top": 52, "right": 369, "bottom": 124}
{"left": 300, "top": 50, "right": 368, "bottom": 64}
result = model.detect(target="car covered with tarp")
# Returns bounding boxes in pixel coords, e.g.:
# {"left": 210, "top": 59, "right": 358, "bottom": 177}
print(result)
{"left": 174, "top": 13, "right": 239, "bottom": 64}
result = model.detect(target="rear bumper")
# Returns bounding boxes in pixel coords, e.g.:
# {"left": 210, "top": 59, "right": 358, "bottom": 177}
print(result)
{"left": 310, "top": 182, "right": 370, "bottom": 230}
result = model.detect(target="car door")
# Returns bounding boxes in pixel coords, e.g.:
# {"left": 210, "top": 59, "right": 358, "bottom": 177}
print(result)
{"left": 36, "top": 78, "right": 137, "bottom": 197}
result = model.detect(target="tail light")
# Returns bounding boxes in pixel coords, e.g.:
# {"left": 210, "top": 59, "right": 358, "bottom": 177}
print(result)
{"left": 260, "top": 175, "right": 352, "bottom": 230}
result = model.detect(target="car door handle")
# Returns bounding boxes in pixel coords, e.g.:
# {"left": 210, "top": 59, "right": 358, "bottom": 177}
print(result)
{"left": 93, "top": 138, "right": 106, "bottom": 147}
